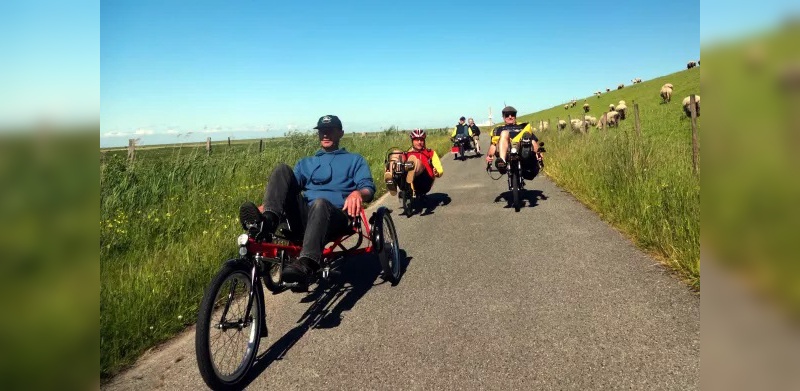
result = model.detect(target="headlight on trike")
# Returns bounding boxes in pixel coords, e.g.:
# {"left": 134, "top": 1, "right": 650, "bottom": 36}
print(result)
{"left": 510, "top": 147, "right": 517, "bottom": 154}
{"left": 237, "top": 233, "right": 249, "bottom": 246}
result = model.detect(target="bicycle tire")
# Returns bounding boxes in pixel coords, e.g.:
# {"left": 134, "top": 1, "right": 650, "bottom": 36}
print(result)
{"left": 512, "top": 170, "right": 521, "bottom": 212}
{"left": 196, "top": 260, "right": 264, "bottom": 390}
{"left": 375, "top": 209, "right": 402, "bottom": 283}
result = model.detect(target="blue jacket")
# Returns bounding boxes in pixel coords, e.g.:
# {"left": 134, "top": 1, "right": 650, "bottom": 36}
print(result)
{"left": 293, "top": 148, "right": 376, "bottom": 209}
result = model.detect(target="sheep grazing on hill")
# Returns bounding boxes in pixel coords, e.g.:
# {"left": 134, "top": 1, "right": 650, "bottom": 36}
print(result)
{"left": 583, "top": 102, "right": 590, "bottom": 113}
{"left": 564, "top": 104, "right": 569, "bottom": 110}
{"left": 595, "top": 91, "right": 602, "bottom": 98}
{"left": 631, "top": 78, "right": 642, "bottom": 84}
{"left": 557, "top": 120, "right": 567, "bottom": 130}
{"left": 617, "top": 84, "right": 625, "bottom": 90}
{"left": 570, "top": 119, "right": 589, "bottom": 132}
{"left": 682, "top": 95, "right": 700, "bottom": 118}
{"left": 609, "top": 103, "right": 616, "bottom": 112}
{"left": 597, "top": 111, "right": 620, "bottom": 129}
{"left": 687, "top": 61, "right": 697, "bottom": 69}
{"left": 586, "top": 116, "right": 598, "bottom": 126}
{"left": 539, "top": 120, "right": 550, "bottom": 131}
{"left": 606, "top": 88, "right": 611, "bottom": 92}
{"left": 570, "top": 100, "right": 577, "bottom": 108}
{"left": 616, "top": 100, "right": 627, "bottom": 120}
{"left": 660, "top": 83, "right": 674, "bottom": 103}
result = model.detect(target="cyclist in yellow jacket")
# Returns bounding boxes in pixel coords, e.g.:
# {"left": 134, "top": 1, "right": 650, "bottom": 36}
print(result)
{"left": 485, "top": 106, "right": 541, "bottom": 174}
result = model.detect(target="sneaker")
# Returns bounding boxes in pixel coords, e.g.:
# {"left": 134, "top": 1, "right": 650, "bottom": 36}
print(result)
{"left": 384, "top": 171, "right": 397, "bottom": 196}
{"left": 282, "top": 257, "right": 320, "bottom": 284}
{"left": 495, "top": 158, "right": 508, "bottom": 174}
{"left": 406, "top": 167, "right": 415, "bottom": 187}
{"left": 239, "top": 201, "right": 264, "bottom": 237}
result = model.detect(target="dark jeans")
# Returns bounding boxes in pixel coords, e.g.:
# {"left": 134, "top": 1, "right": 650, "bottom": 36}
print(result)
{"left": 262, "top": 164, "right": 352, "bottom": 263}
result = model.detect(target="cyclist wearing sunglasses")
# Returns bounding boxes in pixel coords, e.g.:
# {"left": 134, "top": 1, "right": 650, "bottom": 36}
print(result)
{"left": 486, "top": 106, "right": 541, "bottom": 174}
{"left": 238, "top": 115, "right": 376, "bottom": 284}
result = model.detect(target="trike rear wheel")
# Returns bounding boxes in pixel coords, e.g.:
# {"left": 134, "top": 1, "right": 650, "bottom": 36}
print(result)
{"left": 375, "top": 209, "right": 402, "bottom": 282}
{"left": 512, "top": 170, "right": 521, "bottom": 212}
{"left": 196, "top": 260, "right": 263, "bottom": 390}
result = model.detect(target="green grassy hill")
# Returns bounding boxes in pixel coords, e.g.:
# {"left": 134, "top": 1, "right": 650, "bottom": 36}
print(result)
{"left": 519, "top": 68, "right": 701, "bottom": 287}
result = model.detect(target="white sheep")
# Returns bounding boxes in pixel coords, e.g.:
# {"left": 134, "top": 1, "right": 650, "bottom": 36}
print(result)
{"left": 687, "top": 61, "right": 697, "bottom": 69}
{"left": 660, "top": 83, "right": 673, "bottom": 103}
{"left": 539, "top": 120, "right": 550, "bottom": 131}
{"left": 597, "top": 111, "right": 619, "bottom": 129}
{"left": 570, "top": 119, "right": 584, "bottom": 132}
{"left": 586, "top": 116, "right": 598, "bottom": 126}
{"left": 617, "top": 83, "right": 625, "bottom": 90}
{"left": 564, "top": 104, "right": 569, "bottom": 110}
{"left": 557, "top": 120, "right": 567, "bottom": 130}
{"left": 609, "top": 103, "right": 616, "bottom": 112}
{"left": 583, "top": 102, "right": 590, "bottom": 113}
{"left": 616, "top": 100, "right": 627, "bottom": 120}
{"left": 682, "top": 95, "right": 700, "bottom": 118}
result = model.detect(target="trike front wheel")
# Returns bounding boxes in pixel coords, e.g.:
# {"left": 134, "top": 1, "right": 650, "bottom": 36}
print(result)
{"left": 374, "top": 208, "right": 402, "bottom": 283}
{"left": 195, "top": 260, "right": 264, "bottom": 390}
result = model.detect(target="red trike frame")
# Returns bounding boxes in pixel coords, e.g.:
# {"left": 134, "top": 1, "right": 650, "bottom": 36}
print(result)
{"left": 244, "top": 208, "right": 374, "bottom": 262}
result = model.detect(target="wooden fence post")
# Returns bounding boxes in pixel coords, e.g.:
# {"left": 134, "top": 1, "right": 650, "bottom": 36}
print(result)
{"left": 634, "top": 101, "right": 641, "bottom": 136}
{"left": 127, "top": 139, "right": 135, "bottom": 162}
{"left": 259, "top": 139, "right": 264, "bottom": 153}
{"left": 206, "top": 137, "right": 212, "bottom": 155}
{"left": 228, "top": 137, "right": 231, "bottom": 146}
{"left": 689, "top": 94, "right": 699, "bottom": 175}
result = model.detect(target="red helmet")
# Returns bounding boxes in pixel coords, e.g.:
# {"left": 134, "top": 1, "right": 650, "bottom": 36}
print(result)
{"left": 410, "top": 128, "right": 426, "bottom": 139}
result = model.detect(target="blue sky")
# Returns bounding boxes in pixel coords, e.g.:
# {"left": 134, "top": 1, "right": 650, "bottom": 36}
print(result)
{"left": 0, "top": 0, "right": 98, "bottom": 130}
{"left": 100, "top": 0, "right": 704, "bottom": 147}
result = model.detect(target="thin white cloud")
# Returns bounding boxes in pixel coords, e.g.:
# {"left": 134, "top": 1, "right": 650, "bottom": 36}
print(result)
{"left": 134, "top": 128, "right": 154, "bottom": 135}
{"left": 102, "top": 131, "right": 129, "bottom": 138}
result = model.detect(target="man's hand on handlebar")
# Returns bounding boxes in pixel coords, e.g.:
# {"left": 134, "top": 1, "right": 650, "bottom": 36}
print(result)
{"left": 343, "top": 190, "right": 364, "bottom": 218}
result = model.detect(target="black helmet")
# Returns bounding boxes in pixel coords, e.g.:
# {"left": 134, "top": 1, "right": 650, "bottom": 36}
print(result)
{"left": 459, "top": 116, "right": 466, "bottom": 121}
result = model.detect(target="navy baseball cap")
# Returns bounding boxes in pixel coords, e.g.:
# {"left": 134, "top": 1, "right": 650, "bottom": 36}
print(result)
{"left": 314, "top": 115, "right": 343, "bottom": 130}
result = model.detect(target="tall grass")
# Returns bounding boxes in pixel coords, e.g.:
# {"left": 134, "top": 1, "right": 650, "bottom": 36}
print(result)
{"left": 544, "top": 130, "right": 699, "bottom": 285}
{"left": 100, "top": 130, "right": 451, "bottom": 377}
{"left": 527, "top": 68, "right": 701, "bottom": 287}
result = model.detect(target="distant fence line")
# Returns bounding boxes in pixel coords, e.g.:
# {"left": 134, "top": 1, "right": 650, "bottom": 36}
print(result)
{"left": 113, "top": 127, "right": 453, "bottom": 163}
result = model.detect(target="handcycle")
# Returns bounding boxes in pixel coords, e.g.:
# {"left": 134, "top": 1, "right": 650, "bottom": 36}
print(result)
{"left": 385, "top": 148, "right": 427, "bottom": 218}
{"left": 451, "top": 134, "right": 478, "bottom": 161}
{"left": 486, "top": 138, "right": 545, "bottom": 212}
{"left": 195, "top": 205, "right": 401, "bottom": 390}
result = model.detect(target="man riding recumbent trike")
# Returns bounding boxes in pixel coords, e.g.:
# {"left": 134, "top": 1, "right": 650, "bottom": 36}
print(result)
{"left": 195, "top": 115, "right": 403, "bottom": 390}
{"left": 384, "top": 128, "right": 444, "bottom": 217}
{"left": 451, "top": 116, "right": 478, "bottom": 160}
{"left": 485, "top": 106, "right": 546, "bottom": 212}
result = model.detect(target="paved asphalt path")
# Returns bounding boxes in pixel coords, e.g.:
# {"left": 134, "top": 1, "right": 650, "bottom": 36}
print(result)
{"left": 105, "top": 139, "right": 699, "bottom": 390}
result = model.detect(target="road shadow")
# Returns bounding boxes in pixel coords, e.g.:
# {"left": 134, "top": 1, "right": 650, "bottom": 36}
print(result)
{"left": 242, "top": 250, "right": 411, "bottom": 386}
{"left": 417, "top": 193, "right": 451, "bottom": 216}
{"left": 452, "top": 152, "right": 482, "bottom": 161}
{"left": 494, "top": 189, "right": 548, "bottom": 209}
